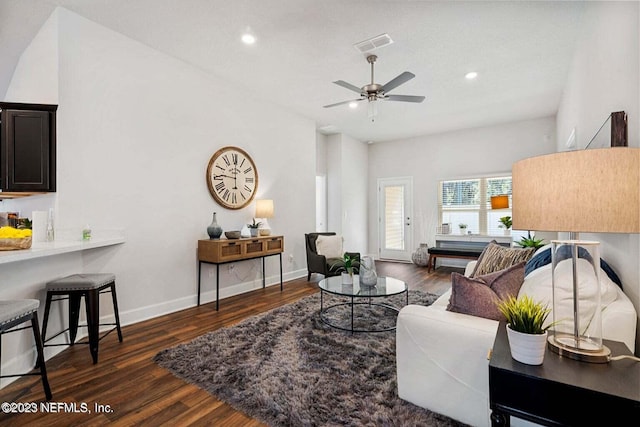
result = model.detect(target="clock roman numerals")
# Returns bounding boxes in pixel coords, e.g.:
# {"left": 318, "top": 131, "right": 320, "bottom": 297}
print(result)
{"left": 207, "top": 147, "right": 258, "bottom": 209}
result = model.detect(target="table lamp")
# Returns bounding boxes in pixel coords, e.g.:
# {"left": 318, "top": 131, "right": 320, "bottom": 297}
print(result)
{"left": 512, "top": 147, "right": 639, "bottom": 363}
{"left": 255, "top": 199, "right": 274, "bottom": 236}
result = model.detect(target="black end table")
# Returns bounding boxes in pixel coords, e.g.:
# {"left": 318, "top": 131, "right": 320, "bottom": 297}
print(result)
{"left": 489, "top": 322, "right": 640, "bottom": 426}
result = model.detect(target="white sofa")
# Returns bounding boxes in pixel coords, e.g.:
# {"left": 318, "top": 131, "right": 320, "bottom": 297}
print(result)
{"left": 396, "top": 255, "right": 637, "bottom": 427}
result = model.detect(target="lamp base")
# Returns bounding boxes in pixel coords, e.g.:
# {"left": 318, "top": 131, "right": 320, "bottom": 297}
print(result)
{"left": 547, "top": 335, "right": 611, "bottom": 363}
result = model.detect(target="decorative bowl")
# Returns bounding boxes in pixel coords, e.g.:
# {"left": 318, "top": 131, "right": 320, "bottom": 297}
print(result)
{"left": 0, "top": 236, "right": 32, "bottom": 250}
{"left": 225, "top": 231, "right": 241, "bottom": 239}
{"left": 259, "top": 229, "right": 271, "bottom": 236}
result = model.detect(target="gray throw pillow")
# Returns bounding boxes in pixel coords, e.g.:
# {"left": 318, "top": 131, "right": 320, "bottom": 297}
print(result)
{"left": 446, "top": 262, "right": 526, "bottom": 321}
{"left": 471, "top": 242, "right": 535, "bottom": 277}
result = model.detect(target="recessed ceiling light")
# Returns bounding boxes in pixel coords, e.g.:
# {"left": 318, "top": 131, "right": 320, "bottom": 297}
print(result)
{"left": 349, "top": 102, "right": 359, "bottom": 109}
{"left": 241, "top": 33, "right": 256, "bottom": 45}
{"left": 465, "top": 71, "right": 478, "bottom": 80}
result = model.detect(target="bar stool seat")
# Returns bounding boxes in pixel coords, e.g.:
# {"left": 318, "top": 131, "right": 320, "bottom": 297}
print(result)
{"left": 42, "top": 274, "right": 123, "bottom": 364}
{"left": 0, "top": 299, "right": 52, "bottom": 400}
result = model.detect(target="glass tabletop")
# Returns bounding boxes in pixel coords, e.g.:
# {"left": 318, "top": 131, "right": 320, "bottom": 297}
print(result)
{"left": 318, "top": 275, "right": 407, "bottom": 298}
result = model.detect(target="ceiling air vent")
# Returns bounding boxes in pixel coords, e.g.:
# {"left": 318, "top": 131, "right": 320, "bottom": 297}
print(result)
{"left": 353, "top": 33, "right": 393, "bottom": 54}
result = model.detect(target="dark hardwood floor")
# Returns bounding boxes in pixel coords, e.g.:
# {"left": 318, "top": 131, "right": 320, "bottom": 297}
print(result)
{"left": 0, "top": 261, "right": 459, "bottom": 426}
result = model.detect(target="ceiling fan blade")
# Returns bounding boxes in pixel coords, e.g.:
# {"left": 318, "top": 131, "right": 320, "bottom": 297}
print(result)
{"left": 381, "top": 72, "right": 415, "bottom": 93}
{"left": 385, "top": 94, "right": 425, "bottom": 103}
{"left": 333, "top": 80, "right": 363, "bottom": 94}
{"left": 323, "top": 98, "right": 364, "bottom": 108}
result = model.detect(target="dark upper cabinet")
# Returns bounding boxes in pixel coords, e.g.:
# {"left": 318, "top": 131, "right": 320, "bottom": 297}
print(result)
{"left": 0, "top": 102, "right": 57, "bottom": 192}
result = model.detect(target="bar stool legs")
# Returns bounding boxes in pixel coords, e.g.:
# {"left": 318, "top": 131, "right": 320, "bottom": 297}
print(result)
{"left": 30, "top": 311, "right": 52, "bottom": 400}
{"left": 42, "top": 274, "right": 123, "bottom": 364}
{"left": 0, "top": 300, "right": 52, "bottom": 400}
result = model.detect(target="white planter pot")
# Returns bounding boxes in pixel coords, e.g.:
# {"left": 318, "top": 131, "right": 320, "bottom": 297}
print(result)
{"left": 506, "top": 324, "right": 547, "bottom": 365}
{"left": 341, "top": 272, "right": 353, "bottom": 285}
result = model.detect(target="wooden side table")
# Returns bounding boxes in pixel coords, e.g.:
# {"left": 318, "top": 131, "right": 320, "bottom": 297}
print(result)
{"left": 489, "top": 322, "right": 640, "bottom": 426}
{"left": 197, "top": 236, "right": 284, "bottom": 310}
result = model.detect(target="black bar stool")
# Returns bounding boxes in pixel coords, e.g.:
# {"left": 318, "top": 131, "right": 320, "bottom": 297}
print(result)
{"left": 42, "top": 273, "right": 123, "bottom": 364}
{"left": 0, "top": 299, "right": 52, "bottom": 400}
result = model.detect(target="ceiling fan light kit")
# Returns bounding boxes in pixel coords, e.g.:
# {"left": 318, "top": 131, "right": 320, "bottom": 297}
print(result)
{"left": 324, "top": 54, "right": 425, "bottom": 121}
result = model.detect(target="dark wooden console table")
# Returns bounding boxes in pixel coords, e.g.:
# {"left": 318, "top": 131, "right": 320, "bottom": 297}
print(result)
{"left": 489, "top": 322, "right": 640, "bottom": 426}
{"left": 197, "top": 235, "right": 284, "bottom": 310}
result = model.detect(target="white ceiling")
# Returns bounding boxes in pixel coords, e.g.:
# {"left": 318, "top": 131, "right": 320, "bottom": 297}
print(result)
{"left": 0, "top": 0, "right": 588, "bottom": 142}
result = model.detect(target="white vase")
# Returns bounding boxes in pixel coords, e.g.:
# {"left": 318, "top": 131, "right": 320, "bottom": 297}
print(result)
{"left": 341, "top": 272, "right": 353, "bottom": 285}
{"left": 506, "top": 324, "right": 547, "bottom": 365}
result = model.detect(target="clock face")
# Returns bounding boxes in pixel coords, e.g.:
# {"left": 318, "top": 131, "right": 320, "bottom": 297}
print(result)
{"left": 206, "top": 146, "right": 258, "bottom": 209}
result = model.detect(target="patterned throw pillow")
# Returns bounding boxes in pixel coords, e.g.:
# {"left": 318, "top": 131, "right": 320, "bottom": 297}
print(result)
{"left": 471, "top": 242, "right": 535, "bottom": 278}
{"left": 447, "top": 262, "right": 526, "bottom": 321}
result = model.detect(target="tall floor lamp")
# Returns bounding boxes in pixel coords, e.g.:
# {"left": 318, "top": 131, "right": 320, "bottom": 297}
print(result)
{"left": 512, "top": 147, "right": 639, "bottom": 362}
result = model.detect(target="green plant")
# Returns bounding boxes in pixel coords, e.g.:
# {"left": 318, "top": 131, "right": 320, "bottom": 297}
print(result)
{"left": 458, "top": 223, "right": 468, "bottom": 229}
{"left": 247, "top": 219, "right": 262, "bottom": 229}
{"left": 496, "top": 295, "right": 553, "bottom": 335}
{"left": 330, "top": 253, "right": 360, "bottom": 275}
{"left": 498, "top": 216, "right": 512, "bottom": 229}
{"left": 516, "top": 231, "right": 545, "bottom": 249}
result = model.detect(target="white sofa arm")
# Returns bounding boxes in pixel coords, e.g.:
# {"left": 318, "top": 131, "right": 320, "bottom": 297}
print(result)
{"left": 396, "top": 302, "right": 499, "bottom": 427}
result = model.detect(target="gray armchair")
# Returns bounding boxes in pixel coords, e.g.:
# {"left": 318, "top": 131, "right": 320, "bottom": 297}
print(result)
{"left": 305, "top": 232, "right": 359, "bottom": 280}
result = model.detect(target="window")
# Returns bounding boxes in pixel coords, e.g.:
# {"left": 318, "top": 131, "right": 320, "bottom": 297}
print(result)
{"left": 438, "top": 175, "right": 512, "bottom": 235}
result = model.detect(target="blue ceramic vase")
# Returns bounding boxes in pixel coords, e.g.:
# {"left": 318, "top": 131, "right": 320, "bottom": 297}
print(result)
{"left": 207, "top": 212, "right": 223, "bottom": 239}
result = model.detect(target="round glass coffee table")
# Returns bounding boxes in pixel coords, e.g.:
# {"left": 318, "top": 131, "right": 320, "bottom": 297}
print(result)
{"left": 318, "top": 275, "right": 408, "bottom": 333}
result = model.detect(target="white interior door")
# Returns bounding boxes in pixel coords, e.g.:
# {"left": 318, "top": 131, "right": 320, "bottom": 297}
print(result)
{"left": 378, "top": 177, "right": 413, "bottom": 261}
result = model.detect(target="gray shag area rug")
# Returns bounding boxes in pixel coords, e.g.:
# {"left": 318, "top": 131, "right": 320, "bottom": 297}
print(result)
{"left": 154, "top": 290, "right": 466, "bottom": 427}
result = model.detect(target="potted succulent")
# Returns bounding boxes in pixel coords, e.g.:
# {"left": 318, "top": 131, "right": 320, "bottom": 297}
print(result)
{"left": 516, "top": 231, "right": 545, "bottom": 249}
{"left": 496, "top": 295, "right": 553, "bottom": 365}
{"left": 330, "top": 253, "right": 360, "bottom": 284}
{"left": 458, "top": 223, "right": 468, "bottom": 234}
{"left": 247, "top": 219, "right": 262, "bottom": 237}
{"left": 498, "top": 216, "right": 512, "bottom": 235}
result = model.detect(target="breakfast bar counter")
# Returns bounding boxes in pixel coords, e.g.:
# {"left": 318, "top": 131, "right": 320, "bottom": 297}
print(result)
{"left": 0, "top": 236, "right": 125, "bottom": 265}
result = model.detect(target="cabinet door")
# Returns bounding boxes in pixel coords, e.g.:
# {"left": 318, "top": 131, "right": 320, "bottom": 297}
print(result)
{"left": 2, "top": 109, "right": 53, "bottom": 191}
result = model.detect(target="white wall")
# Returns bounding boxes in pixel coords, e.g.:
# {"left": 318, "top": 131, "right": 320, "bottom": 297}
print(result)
{"left": 556, "top": 1, "right": 640, "bottom": 353}
{"left": 326, "top": 133, "right": 368, "bottom": 253}
{"left": 368, "top": 116, "right": 557, "bottom": 256}
{"left": 1, "top": 7, "right": 316, "bottom": 380}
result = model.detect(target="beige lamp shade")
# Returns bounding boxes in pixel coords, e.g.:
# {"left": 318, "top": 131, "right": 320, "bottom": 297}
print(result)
{"left": 490, "top": 195, "right": 509, "bottom": 209}
{"left": 255, "top": 199, "right": 274, "bottom": 218}
{"left": 512, "top": 147, "right": 640, "bottom": 233}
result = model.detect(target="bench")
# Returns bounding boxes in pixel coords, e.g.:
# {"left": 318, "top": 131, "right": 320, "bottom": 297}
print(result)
{"left": 427, "top": 246, "right": 484, "bottom": 272}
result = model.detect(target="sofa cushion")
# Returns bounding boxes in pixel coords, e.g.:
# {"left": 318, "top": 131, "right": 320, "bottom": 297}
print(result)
{"left": 519, "top": 258, "right": 619, "bottom": 333}
{"left": 447, "top": 262, "right": 526, "bottom": 321}
{"left": 315, "top": 235, "right": 343, "bottom": 259}
{"left": 471, "top": 242, "right": 535, "bottom": 277}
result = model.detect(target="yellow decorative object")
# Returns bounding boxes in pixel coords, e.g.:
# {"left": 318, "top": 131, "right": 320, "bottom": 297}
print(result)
{"left": 0, "top": 226, "right": 33, "bottom": 250}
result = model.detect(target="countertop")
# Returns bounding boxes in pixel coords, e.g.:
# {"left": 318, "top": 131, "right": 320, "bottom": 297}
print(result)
{"left": 0, "top": 236, "right": 125, "bottom": 264}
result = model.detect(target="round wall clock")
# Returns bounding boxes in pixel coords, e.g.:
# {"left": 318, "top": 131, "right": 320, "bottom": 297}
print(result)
{"left": 206, "top": 146, "right": 258, "bottom": 209}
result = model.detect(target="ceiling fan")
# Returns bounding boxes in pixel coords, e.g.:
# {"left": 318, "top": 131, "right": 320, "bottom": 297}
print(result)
{"left": 323, "top": 54, "right": 425, "bottom": 120}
